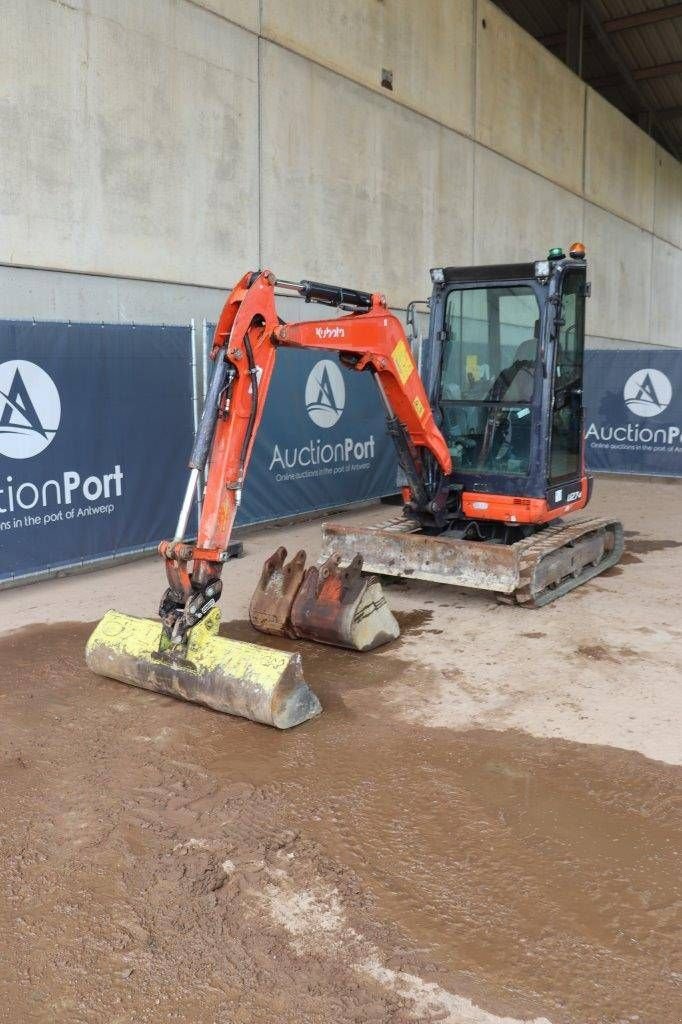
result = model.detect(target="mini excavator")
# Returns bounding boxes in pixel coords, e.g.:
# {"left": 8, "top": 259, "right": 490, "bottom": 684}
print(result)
{"left": 86, "top": 245, "right": 622, "bottom": 728}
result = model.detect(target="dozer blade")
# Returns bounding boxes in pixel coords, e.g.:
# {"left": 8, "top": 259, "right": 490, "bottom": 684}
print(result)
{"left": 249, "top": 548, "right": 400, "bottom": 651}
{"left": 85, "top": 607, "right": 321, "bottom": 729}
{"left": 321, "top": 515, "right": 623, "bottom": 608}
{"left": 321, "top": 518, "right": 520, "bottom": 592}
{"left": 248, "top": 546, "right": 307, "bottom": 638}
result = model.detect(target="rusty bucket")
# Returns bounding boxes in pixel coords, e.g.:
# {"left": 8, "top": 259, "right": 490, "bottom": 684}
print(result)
{"left": 249, "top": 548, "right": 400, "bottom": 652}
{"left": 249, "top": 546, "right": 307, "bottom": 638}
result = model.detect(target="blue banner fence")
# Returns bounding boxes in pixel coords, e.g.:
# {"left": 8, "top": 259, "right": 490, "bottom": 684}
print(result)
{"left": 1, "top": 319, "right": 679, "bottom": 585}
{"left": 583, "top": 350, "right": 682, "bottom": 477}
{"left": 0, "top": 321, "right": 196, "bottom": 584}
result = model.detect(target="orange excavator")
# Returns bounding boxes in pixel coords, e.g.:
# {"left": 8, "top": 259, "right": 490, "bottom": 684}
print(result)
{"left": 86, "top": 246, "right": 622, "bottom": 728}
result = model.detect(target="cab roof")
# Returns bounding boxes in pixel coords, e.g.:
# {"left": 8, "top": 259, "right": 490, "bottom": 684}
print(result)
{"left": 437, "top": 262, "right": 537, "bottom": 286}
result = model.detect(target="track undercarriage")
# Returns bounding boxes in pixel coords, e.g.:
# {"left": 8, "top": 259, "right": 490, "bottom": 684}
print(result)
{"left": 320, "top": 515, "right": 623, "bottom": 608}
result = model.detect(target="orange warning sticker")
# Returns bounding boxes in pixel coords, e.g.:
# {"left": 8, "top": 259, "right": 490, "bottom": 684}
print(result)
{"left": 392, "top": 339, "right": 414, "bottom": 386}
{"left": 413, "top": 395, "right": 425, "bottom": 419}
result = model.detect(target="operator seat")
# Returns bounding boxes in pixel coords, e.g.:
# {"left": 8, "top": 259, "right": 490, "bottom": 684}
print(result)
{"left": 505, "top": 335, "right": 538, "bottom": 402}
{"left": 486, "top": 321, "right": 539, "bottom": 403}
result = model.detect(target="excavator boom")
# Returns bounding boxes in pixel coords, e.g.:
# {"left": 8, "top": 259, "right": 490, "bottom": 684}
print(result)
{"left": 155, "top": 270, "right": 450, "bottom": 645}
{"left": 86, "top": 269, "right": 450, "bottom": 727}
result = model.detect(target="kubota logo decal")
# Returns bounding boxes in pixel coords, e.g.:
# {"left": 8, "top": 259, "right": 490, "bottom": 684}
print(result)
{"left": 623, "top": 368, "right": 672, "bottom": 418}
{"left": 315, "top": 326, "right": 345, "bottom": 340}
{"left": 305, "top": 359, "right": 345, "bottom": 428}
{"left": 0, "top": 360, "right": 61, "bottom": 459}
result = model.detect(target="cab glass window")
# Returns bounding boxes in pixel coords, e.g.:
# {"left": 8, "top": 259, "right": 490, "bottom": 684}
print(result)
{"left": 550, "top": 272, "right": 586, "bottom": 479}
{"left": 441, "top": 286, "right": 540, "bottom": 404}
{"left": 439, "top": 285, "right": 540, "bottom": 476}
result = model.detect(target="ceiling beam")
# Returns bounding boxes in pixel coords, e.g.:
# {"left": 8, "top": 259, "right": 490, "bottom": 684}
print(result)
{"left": 603, "top": 3, "right": 682, "bottom": 33}
{"left": 586, "top": 74, "right": 621, "bottom": 89}
{"left": 538, "top": 3, "right": 682, "bottom": 48}
{"left": 538, "top": 30, "right": 566, "bottom": 48}
{"left": 581, "top": 0, "right": 680, "bottom": 155}
{"left": 566, "top": 0, "right": 585, "bottom": 76}
{"left": 655, "top": 105, "right": 682, "bottom": 122}
{"left": 633, "top": 60, "right": 682, "bottom": 81}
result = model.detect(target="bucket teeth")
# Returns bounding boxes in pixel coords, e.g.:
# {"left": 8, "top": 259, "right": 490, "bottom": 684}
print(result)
{"left": 248, "top": 546, "right": 307, "bottom": 638}
{"left": 86, "top": 608, "right": 321, "bottom": 729}
{"left": 250, "top": 548, "right": 400, "bottom": 652}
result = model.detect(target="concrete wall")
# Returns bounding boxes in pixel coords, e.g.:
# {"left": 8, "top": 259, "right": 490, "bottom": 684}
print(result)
{"left": 1, "top": 0, "right": 680, "bottom": 349}
{"left": 584, "top": 91, "right": 656, "bottom": 232}
{"left": 261, "top": 0, "right": 475, "bottom": 136}
{"left": 2, "top": 0, "right": 259, "bottom": 286}
{"left": 476, "top": 0, "right": 585, "bottom": 196}
{"left": 259, "top": 41, "right": 474, "bottom": 301}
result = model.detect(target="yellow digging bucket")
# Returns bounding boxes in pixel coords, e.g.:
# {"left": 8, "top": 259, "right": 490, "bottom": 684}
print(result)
{"left": 85, "top": 607, "right": 321, "bottom": 729}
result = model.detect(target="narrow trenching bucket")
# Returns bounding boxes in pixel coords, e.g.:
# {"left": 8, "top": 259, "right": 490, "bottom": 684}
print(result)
{"left": 249, "top": 546, "right": 307, "bottom": 638}
{"left": 249, "top": 548, "right": 400, "bottom": 652}
{"left": 85, "top": 607, "right": 322, "bottom": 729}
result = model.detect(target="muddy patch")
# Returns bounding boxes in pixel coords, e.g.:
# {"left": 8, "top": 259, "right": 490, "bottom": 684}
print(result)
{"left": 624, "top": 530, "right": 682, "bottom": 556}
{"left": 628, "top": 538, "right": 682, "bottom": 554}
{"left": 220, "top": 617, "right": 413, "bottom": 713}
{"left": 392, "top": 608, "right": 434, "bottom": 635}
{"left": 577, "top": 643, "right": 640, "bottom": 663}
{"left": 0, "top": 622, "right": 680, "bottom": 1024}
{"left": 600, "top": 531, "right": 682, "bottom": 576}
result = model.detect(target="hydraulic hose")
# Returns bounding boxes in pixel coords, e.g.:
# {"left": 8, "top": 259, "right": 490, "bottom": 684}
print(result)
{"left": 189, "top": 354, "right": 232, "bottom": 472}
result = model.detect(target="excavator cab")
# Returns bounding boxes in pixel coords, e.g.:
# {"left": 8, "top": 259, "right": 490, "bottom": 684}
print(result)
{"left": 422, "top": 244, "right": 591, "bottom": 536}
{"left": 323, "top": 244, "right": 623, "bottom": 605}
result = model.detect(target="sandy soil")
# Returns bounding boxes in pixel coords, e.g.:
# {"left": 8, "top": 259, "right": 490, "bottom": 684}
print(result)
{"left": 0, "top": 476, "right": 680, "bottom": 1023}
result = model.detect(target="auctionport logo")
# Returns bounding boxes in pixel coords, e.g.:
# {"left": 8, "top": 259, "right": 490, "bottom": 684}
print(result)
{"left": 0, "top": 360, "right": 61, "bottom": 459}
{"left": 269, "top": 358, "right": 376, "bottom": 478}
{"left": 623, "top": 368, "right": 672, "bottom": 418}
{"left": 585, "top": 363, "right": 680, "bottom": 455}
{"left": 305, "top": 359, "right": 345, "bottom": 428}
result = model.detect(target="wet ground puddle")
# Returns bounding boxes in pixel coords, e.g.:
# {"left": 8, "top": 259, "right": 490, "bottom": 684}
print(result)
{"left": 2, "top": 621, "right": 681, "bottom": 1023}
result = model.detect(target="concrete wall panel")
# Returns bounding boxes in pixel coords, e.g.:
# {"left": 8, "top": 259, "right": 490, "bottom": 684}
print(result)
{"left": 0, "top": 264, "right": 329, "bottom": 336}
{"left": 654, "top": 146, "right": 682, "bottom": 251}
{"left": 260, "top": 43, "right": 474, "bottom": 308}
{"left": 583, "top": 204, "right": 652, "bottom": 345}
{"left": 0, "top": 0, "right": 259, "bottom": 286}
{"left": 650, "top": 238, "right": 682, "bottom": 350}
{"left": 473, "top": 147, "right": 584, "bottom": 266}
{"left": 261, "top": 0, "right": 474, "bottom": 136}
{"left": 259, "top": 44, "right": 473, "bottom": 305}
{"left": 475, "top": 0, "right": 585, "bottom": 194}
{"left": 584, "top": 90, "right": 655, "bottom": 231}
{"left": 1, "top": 0, "right": 678, "bottom": 349}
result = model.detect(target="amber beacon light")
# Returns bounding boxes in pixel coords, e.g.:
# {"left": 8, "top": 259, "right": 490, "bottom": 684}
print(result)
{"left": 569, "top": 241, "right": 586, "bottom": 259}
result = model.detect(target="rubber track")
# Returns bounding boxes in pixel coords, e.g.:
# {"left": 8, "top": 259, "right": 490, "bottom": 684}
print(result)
{"left": 505, "top": 516, "right": 624, "bottom": 608}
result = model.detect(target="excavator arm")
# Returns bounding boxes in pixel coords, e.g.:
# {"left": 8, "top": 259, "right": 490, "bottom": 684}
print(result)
{"left": 159, "top": 270, "right": 452, "bottom": 643}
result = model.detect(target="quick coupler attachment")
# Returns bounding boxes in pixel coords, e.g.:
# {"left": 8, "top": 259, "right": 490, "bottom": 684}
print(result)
{"left": 249, "top": 548, "right": 400, "bottom": 652}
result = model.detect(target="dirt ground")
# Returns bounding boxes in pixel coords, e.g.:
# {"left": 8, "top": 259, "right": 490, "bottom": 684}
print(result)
{"left": 0, "top": 476, "right": 680, "bottom": 1024}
